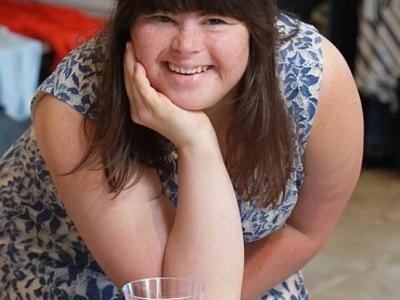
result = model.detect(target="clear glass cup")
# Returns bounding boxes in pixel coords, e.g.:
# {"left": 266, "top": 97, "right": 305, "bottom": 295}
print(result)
{"left": 121, "top": 277, "right": 204, "bottom": 300}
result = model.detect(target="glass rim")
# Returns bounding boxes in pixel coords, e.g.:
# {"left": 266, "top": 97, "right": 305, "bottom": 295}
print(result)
{"left": 122, "top": 276, "right": 204, "bottom": 300}
{"left": 126, "top": 276, "right": 202, "bottom": 286}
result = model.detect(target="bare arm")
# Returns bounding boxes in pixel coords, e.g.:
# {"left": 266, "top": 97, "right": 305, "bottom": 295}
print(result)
{"left": 164, "top": 139, "right": 244, "bottom": 298}
{"left": 240, "top": 36, "right": 364, "bottom": 299}
{"left": 124, "top": 43, "right": 244, "bottom": 299}
{"left": 33, "top": 95, "right": 175, "bottom": 288}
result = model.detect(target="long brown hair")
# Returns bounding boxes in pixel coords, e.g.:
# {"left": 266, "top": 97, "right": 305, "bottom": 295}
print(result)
{"left": 80, "top": 0, "right": 295, "bottom": 207}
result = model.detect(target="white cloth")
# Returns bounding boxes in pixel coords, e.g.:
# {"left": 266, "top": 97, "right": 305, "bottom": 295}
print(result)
{"left": 354, "top": 0, "right": 400, "bottom": 112}
{"left": 0, "top": 26, "right": 42, "bottom": 121}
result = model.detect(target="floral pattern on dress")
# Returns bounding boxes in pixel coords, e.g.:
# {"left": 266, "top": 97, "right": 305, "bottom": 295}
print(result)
{"left": 0, "top": 15, "right": 322, "bottom": 300}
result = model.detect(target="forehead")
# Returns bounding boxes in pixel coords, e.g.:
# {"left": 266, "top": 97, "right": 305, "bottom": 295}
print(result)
{"left": 136, "top": 0, "right": 246, "bottom": 18}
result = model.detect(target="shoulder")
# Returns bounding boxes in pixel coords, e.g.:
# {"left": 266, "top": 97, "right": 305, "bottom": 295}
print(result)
{"left": 319, "top": 35, "right": 353, "bottom": 100}
{"left": 311, "top": 35, "right": 364, "bottom": 154}
{"left": 31, "top": 38, "right": 106, "bottom": 117}
{"left": 318, "top": 35, "right": 359, "bottom": 117}
{"left": 306, "top": 35, "right": 363, "bottom": 170}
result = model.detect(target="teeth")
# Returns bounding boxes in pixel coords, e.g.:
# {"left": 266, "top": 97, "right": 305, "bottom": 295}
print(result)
{"left": 168, "top": 63, "right": 209, "bottom": 75}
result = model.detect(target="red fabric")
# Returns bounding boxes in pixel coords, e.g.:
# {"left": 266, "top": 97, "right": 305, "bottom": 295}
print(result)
{"left": 0, "top": 0, "right": 105, "bottom": 69}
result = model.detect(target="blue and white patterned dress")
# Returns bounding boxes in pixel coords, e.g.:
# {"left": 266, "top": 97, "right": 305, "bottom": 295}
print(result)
{"left": 0, "top": 15, "right": 323, "bottom": 300}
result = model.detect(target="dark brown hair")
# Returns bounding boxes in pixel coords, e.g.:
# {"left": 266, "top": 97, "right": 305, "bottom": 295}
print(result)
{"left": 81, "top": 0, "right": 295, "bottom": 207}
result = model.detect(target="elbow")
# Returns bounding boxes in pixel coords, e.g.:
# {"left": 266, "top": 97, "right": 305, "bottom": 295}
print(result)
{"left": 285, "top": 223, "right": 330, "bottom": 256}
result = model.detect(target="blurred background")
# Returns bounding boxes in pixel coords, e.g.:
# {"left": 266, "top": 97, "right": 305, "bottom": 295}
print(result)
{"left": 0, "top": 0, "right": 399, "bottom": 299}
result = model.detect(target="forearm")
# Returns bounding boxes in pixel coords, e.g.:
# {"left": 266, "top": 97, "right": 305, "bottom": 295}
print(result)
{"left": 163, "top": 141, "right": 244, "bottom": 299}
{"left": 241, "top": 224, "right": 324, "bottom": 300}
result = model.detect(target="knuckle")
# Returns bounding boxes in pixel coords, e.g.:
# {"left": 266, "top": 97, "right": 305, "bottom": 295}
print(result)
{"left": 137, "top": 86, "right": 149, "bottom": 99}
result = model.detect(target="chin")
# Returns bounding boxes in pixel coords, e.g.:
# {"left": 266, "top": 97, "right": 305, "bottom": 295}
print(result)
{"left": 170, "top": 99, "right": 204, "bottom": 111}
{"left": 167, "top": 93, "right": 213, "bottom": 111}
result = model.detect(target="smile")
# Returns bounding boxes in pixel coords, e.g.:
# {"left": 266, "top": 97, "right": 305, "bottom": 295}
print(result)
{"left": 168, "top": 63, "right": 210, "bottom": 75}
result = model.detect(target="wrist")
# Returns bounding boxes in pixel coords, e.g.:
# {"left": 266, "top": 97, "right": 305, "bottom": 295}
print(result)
{"left": 177, "top": 135, "right": 221, "bottom": 159}
{"left": 175, "top": 121, "right": 220, "bottom": 156}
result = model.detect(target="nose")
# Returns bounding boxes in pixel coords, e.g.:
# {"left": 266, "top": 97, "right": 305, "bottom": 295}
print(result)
{"left": 171, "top": 25, "right": 203, "bottom": 54}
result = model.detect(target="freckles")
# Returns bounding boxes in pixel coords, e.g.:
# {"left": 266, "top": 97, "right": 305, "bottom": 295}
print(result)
{"left": 216, "top": 30, "right": 249, "bottom": 59}
{"left": 132, "top": 26, "right": 160, "bottom": 57}
{"left": 133, "top": 31, "right": 161, "bottom": 63}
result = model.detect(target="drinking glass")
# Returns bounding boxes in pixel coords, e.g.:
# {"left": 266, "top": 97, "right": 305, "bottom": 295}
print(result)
{"left": 121, "top": 277, "right": 204, "bottom": 300}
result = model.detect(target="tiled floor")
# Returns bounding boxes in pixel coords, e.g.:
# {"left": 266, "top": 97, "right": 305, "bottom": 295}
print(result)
{"left": 303, "top": 168, "right": 400, "bottom": 299}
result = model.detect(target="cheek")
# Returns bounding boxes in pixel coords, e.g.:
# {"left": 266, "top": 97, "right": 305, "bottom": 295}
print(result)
{"left": 131, "top": 27, "right": 164, "bottom": 67}
{"left": 215, "top": 40, "right": 249, "bottom": 80}
{"left": 212, "top": 28, "right": 249, "bottom": 74}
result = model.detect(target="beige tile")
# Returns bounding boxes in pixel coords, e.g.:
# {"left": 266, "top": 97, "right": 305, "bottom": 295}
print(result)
{"left": 303, "top": 169, "right": 400, "bottom": 299}
{"left": 310, "top": 271, "right": 400, "bottom": 300}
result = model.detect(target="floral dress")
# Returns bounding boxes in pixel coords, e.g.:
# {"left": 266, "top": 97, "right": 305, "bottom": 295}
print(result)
{"left": 0, "top": 15, "right": 322, "bottom": 300}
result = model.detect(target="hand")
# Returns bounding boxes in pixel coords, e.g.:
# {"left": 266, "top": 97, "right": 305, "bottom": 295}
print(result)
{"left": 124, "top": 42, "right": 217, "bottom": 150}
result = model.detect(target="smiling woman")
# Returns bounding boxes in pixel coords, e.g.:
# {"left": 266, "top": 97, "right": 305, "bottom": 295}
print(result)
{"left": 0, "top": 0, "right": 363, "bottom": 299}
{"left": 130, "top": 11, "right": 249, "bottom": 110}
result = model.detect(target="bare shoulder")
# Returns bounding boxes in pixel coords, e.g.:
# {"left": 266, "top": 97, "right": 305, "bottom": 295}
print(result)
{"left": 33, "top": 93, "right": 91, "bottom": 173}
{"left": 304, "top": 34, "right": 363, "bottom": 180}
{"left": 318, "top": 35, "right": 360, "bottom": 110}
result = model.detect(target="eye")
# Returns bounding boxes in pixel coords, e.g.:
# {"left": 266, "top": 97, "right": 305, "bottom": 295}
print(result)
{"left": 205, "top": 17, "right": 227, "bottom": 26}
{"left": 151, "top": 14, "right": 174, "bottom": 23}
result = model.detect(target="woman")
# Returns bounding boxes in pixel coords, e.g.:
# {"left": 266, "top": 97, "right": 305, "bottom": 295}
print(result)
{"left": 0, "top": 0, "right": 363, "bottom": 299}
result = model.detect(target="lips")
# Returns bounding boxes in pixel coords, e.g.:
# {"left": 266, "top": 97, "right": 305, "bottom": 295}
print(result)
{"left": 167, "top": 62, "right": 211, "bottom": 75}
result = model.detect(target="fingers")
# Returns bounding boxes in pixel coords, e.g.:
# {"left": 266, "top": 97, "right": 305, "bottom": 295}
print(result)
{"left": 124, "top": 42, "right": 161, "bottom": 126}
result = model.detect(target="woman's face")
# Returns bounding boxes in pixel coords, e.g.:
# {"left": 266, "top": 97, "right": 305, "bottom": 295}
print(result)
{"left": 130, "top": 11, "right": 250, "bottom": 111}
